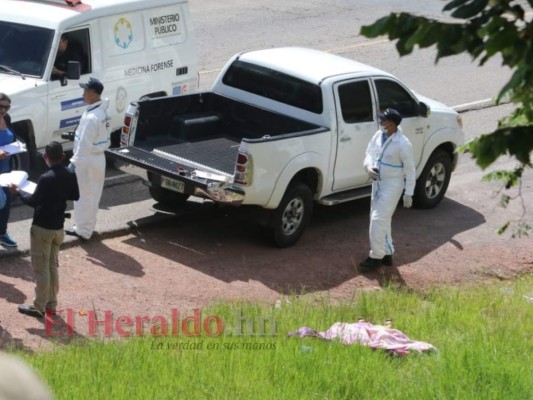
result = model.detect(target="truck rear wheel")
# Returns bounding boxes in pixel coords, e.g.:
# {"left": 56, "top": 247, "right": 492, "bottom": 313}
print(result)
{"left": 414, "top": 149, "right": 452, "bottom": 209}
{"left": 271, "top": 182, "right": 313, "bottom": 248}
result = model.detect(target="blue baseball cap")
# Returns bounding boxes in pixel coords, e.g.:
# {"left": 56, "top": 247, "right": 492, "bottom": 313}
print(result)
{"left": 79, "top": 77, "right": 104, "bottom": 95}
{"left": 378, "top": 108, "right": 402, "bottom": 125}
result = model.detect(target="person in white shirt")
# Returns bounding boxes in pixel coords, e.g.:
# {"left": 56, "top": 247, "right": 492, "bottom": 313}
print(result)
{"left": 66, "top": 78, "right": 110, "bottom": 240}
{"left": 359, "top": 108, "right": 416, "bottom": 272}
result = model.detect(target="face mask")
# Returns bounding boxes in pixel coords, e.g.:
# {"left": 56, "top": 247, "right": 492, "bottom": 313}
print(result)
{"left": 380, "top": 125, "right": 388, "bottom": 134}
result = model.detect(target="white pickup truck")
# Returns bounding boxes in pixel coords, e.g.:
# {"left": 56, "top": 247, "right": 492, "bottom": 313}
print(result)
{"left": 108, "top": 47, "right": 464, "bottom": 247}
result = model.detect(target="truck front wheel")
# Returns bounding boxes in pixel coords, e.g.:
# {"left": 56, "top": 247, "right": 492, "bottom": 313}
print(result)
{"left": 413, "top": 149, "right": 452, "bottom": 209}
{"left": 271, "top": 183, "right": 313, "bottom": 248}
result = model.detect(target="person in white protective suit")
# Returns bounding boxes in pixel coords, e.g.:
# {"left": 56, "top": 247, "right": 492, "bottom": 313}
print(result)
{"left": 65, "top": 78, "right": 110, "bottom": 240}
{"left": 359, "top": 108, "right": 415, "bottom": 272}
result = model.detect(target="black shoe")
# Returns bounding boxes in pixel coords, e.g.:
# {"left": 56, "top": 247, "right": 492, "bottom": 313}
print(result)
{"left": 358, "top": 257, "right": 382, "bottom": 272}
{"left": 65, "top": 228, "right": 88, "bottom": 240}
{"left": 65, "top": 228, "right": 79, "bottom": 237}
{"left": 382, "top": 255, "right": 393, "bottom": 267}
{"left": 18, "top": 304, "right": 44, "bottom": 319}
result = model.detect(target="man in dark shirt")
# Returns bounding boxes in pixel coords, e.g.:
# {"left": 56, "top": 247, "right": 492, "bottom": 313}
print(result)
{"left": 52, "top": 34, "right": 83, "bottom": 81}
{"left": 10, "top": 141, "right": 79, "bottom": 318}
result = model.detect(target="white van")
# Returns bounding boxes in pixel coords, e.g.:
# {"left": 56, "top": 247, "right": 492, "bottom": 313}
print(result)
{"left": 0, "top": 0, "right": 198, "bottom": 170}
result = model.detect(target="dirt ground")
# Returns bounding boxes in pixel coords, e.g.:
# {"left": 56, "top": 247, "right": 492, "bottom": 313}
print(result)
{"left": 0, "top": 198, "right": 532, "bottom": 352}
{"left": 0, "top": 199, "right": 533, "bottom": 351}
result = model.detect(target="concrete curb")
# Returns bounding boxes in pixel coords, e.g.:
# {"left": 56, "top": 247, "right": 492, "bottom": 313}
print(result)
{"left": 0, "top": 213, "right": 171, "bottom": 261}
{"left": 453, "top": 99, "right": 510, "bottom": 114}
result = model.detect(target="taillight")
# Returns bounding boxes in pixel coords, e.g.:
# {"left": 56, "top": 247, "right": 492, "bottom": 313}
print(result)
{"left": 120, "top": 114, "right": 133, "bottom": 146}
{"left": 234, "top": 151, "right": 253, "bottom": 186}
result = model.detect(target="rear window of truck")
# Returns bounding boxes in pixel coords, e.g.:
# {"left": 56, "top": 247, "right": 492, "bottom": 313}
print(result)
{"left": 222, "top": 60, "right": 323, "bottom": 114}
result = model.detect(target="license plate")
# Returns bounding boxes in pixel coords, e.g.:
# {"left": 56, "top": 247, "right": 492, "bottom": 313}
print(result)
{"left": 161, "top": 176, "right": 185, "bottom": 193}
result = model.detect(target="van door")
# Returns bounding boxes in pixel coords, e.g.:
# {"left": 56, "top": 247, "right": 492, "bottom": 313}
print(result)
{"left": 47, "top": 27, "right": 92, "bottom": 144}
{"left": 372, "top": 78, "right": 425, "bottom": 168}
{"left": 332, "top": 79, "right": 377, "bottom": 191}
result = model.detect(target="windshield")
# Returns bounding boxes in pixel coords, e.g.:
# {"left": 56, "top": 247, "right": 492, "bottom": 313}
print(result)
{"left": 0, "top": 21, "right": 54, "bottom": 78}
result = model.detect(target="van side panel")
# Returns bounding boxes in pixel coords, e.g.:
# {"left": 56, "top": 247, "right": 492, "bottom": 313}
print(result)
{"left": 97, "top": 4, "right": 198, "bottom": 134}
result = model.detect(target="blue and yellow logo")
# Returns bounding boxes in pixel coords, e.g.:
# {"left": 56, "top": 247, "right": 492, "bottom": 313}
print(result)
{"left": 114, "top": 18, "right": 133, "bottom": 49}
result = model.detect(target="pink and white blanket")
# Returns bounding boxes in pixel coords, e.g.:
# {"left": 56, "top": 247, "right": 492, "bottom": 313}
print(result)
{"left": 288, "top": 321, "right": 436, "bottom": 356}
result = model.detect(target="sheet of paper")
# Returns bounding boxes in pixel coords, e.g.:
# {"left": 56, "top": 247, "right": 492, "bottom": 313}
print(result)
{"left": 19, "top": 180, "right": 36, "bottom": 194}
{"left": 0, "top": 170, "right": 36, "bottom": 194}
{"left": 0, "top": 140, "right": 27, "bottom": 155}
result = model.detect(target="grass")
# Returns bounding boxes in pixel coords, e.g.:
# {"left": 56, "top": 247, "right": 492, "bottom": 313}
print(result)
{"left": 13, "top": 275, "right": 533, "bottom": 400}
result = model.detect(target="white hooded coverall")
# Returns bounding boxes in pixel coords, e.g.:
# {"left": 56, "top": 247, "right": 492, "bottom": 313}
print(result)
{"left": 363, "top": 126, "right": 416, "bottom": 259}
{"left": 70, "top": 99, "right": 110, "bottom": 239}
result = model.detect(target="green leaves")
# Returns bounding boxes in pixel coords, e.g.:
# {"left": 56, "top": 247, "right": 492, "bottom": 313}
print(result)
{"left": 448, "top": 0, "right": 488, "bottom": 19}
{"left": 482, "top": 168, "right": 522, "bottom": 189}
{"left": 465, "top": 127, "right": 533, "bottom": 169}
{"left": 360, "top": 1, "right": 533, "bottom": 170}
{"left": 360, "top": 15, "right": 395, "bottom": 38}
{"left": 360, "top": 0, "right": 532, "bottom": 237}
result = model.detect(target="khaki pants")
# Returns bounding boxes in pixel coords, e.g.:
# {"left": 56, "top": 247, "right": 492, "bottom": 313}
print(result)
{"left": 30, "top": 225, "right": 64, "bottom": 312}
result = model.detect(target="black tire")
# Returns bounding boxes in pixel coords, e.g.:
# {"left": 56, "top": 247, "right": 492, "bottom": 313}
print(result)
{"left": 9, "top": 137, "right": 30, "bottom": 172}
{"left": 413, "top": 149, "right": 452, "bottom": 209}
{"left": 271, "top": 182, "right": 313, "bottom": 248}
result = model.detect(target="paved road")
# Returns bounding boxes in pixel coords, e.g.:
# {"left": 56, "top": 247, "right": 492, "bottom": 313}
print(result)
{"left": 1, "top": 1, "right": 530, "bottom": 259}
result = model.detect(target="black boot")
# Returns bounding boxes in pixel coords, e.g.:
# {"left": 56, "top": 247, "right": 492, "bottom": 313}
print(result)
{"left": 382, "top": 255, "right": 393, "bottom": 266}
{"left": 358, "top": 257, "right": 382, "bottom": 272}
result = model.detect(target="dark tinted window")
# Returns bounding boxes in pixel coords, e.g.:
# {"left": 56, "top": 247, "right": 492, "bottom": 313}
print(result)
{"left": 0, "top": 21, "right": 54, "bottom": 77}
{"left": 66, "top": 28, "right": 91, "bottom": 75}
{"left": 222, "top": 60, "right": 323, "bottom": 114}
{"left": 338, "top": 80, "right": 373, "bottom": 123}
{"left": 375, "top": 79, "right": 418, "bottom": 117}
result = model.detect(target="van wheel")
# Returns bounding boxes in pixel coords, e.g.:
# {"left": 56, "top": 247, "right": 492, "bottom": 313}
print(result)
{"left": 414, "top": 149, "right": 452, "bottom": 209}
{"left": 9, "top": 137, "right": 30, "bottom": 172}
{"left": 271, "top": 182, "right": 313, "bottom": 248}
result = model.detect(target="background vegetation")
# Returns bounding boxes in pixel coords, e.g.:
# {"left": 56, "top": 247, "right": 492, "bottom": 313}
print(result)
{"left": 16, "top": 276, "right": 533, "bottom": 399}
{"left": 361, "top": 0, "right": 533, "bottom": 236}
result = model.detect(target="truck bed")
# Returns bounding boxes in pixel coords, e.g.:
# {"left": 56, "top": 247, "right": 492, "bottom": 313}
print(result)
{"left": 127, "top": 92, "right": 324, "bottom": 174}
{"left": 154, "top": 137, "right": 239, "bottom": 175}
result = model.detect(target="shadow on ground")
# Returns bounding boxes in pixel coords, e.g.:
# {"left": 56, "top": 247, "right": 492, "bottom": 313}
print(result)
{"left": 120, "top": 196, "right": 485, "bottom": 294}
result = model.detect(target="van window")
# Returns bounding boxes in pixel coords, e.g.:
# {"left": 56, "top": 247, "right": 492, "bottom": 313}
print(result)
{"left": 223, "top": 60, "right": 323, "bottom": 114}
{"left": 374, "top": 79, "right": 418, "bottom": 117}
{"left": 0, "top": 21, "right": 54, "bottom": 77}
{"left": 52, "top": 28, "right": 91, "bottom": 80}
{"left": 338, "top": 80, "right": 373, "bottom": 123}
{"left": 66, "top": 29, "right": 91, "bottom": 75}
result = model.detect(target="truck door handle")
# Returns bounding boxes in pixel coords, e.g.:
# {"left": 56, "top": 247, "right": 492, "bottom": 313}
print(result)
{"left": 340, "top": 136, "right": 352, "bottom": 142}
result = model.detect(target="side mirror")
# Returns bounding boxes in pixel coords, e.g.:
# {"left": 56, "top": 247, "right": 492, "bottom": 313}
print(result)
{"left": 418, "top": 102, "right": 431, "bottom": 118}
{"left": 66, "top": 61, "right": 81, "bottom": 81}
